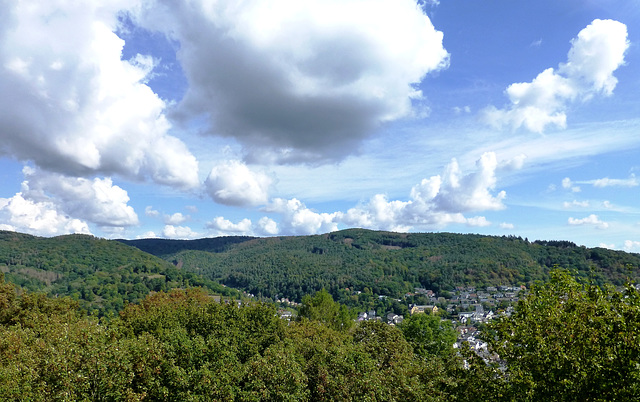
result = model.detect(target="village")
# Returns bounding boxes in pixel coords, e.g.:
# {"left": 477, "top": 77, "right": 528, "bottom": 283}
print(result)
{"left": 274, "top": 284, "right": 526, "bottom": 348}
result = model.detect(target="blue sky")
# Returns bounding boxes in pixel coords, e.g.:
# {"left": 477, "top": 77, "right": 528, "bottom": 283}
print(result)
{"left": 1, "top": 0, "right": 640, "bottom": 250}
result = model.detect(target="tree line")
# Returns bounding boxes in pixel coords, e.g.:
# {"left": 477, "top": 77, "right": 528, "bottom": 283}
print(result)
{"left": 1, "top": 270, "right": 639, "bottom": 401}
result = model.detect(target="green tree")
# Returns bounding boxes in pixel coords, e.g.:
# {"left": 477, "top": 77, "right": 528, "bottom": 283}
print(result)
{"left": 399, "top": 312, "right": 457, "bottom": 358}
{"left": 298, "top": 289, "right": 354, "bottom": 331}
{"left": 485, "top": 270, "right": 640, "bottom": 401}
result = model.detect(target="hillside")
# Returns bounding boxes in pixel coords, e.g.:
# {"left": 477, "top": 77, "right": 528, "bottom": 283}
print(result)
{"left": 139, "top": 229, "right": 640, "bottom": 304}
{"left": 0, "top": 231, "right": 240, "bottom": 314}
{"left": 4, "top": 228, "right": 639, "bottom": 314}
{"left": 117, "top": 235, "right": 256, "bottom": 258}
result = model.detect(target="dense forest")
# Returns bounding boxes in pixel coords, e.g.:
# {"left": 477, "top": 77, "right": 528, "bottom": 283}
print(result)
{"left": 125, "top": 229, "right": 640, "bottom": 307}
{"left": 3, "top": 228, "right": 639, "bottom": 317}
{"left": 1, "top": 230, "right": 640, "bottom": 399}
{"left": 1, "top": 271, "right": 638, "bottom": 401}
{"left": 0, "top": 231, "right": 241, "bottom": 315}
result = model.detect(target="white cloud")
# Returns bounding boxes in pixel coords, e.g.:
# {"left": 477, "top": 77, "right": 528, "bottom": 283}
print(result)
{"left": 164, "top": 212, "right": 189, "bottom": 225}
{"left": 500, "top": 154, "right": 527, "bottom": 171}
{"left": 255, "top": 217, "right": 279, "bottom": 236}
{"left": 207, "top": 152, "right": 510, "bottom": 236}
{"left": 138, "top": 231, "right": 159, "bottom": 239}
{"left": 0, "top": 0, "right": 199, "bottom": 188}
{"left": 599, "top": 243, "right": 615, "bottom": 249}
{"left": 624, "top": 240, "right": 640, "bottom": 252}
{"left": 138, "top": 0, "right": 449, "bottom": 163}
{"left": 466, "top": 216, "right": 491, "bottom": 227}
{"left": 562, "top": 177, "right": 581, "bottom": 193}
{"left": 265, "top": 198, "right": 341, "bottom": 235}
{"left": 205, "top": 216, "right": 279, "bottom": 236}
{"left": 162, "top": 225, "right": 199, "bottom": 239}
{"left": 431, "top": 152, "right": 506, "bottom": 212}
{"left": 483, "top": 19, "right": 629, "bottom": 133}
{"left": 206, "top": 217, "right": 253, "bottom": 235}
{"left": 204, "top": 160, "right": 272, "bottom": 207}
{"left": 343, "top": 152, "right": 507, "bottom": 231}
{"left": 0, "top": 224, "right": 17, "bottom": 232}
{"left": 590, "top": 175, "right": 639, "bottom": 188}
{"left": 145, "top": 206, "right": 160, "bottom": 217}
{"left": 563, "top": 200, "right": 590, "bottom": 208}
{"left": 568, "top": 214, "right": 609, "bottom": 229}
{"left": 499, "top": 222, "right": 515, "bottom": 229}
{"left": 20, "top": 168, "right": 139, "bottom": 228}
{"left": 342, "top": 194, "right": 414, "bottom": 232}
{"left": 0, "top": 193, "right": 91, "bottom": 236}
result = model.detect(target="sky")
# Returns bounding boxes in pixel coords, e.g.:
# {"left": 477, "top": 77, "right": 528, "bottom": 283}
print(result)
{"left": 1, "top": 0, "right": 640, "bottom": 251}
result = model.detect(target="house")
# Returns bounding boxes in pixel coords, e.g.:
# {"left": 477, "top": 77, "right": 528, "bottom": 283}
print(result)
{"left": 410, "top": 305, "right": 438, "bottom": 315}
{"left": 386, "top": 312, "right": 404, "bottom": 325}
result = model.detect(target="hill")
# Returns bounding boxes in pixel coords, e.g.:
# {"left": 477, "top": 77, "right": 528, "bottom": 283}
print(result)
{"left": 0, "top": 231, "right": 240, "bottom": 314}
{"left": 135, "top": 229, "right": 640, "bottom": 305}
{"left": 117, "top": 235, "right": 256, "bottom": 258}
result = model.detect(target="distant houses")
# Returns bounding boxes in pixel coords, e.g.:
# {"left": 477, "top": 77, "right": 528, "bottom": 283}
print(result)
{"left": 410, "top": 304, "right": 438, "bottom": 315}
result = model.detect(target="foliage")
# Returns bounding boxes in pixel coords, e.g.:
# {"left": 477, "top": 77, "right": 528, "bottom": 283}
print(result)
{"left": 483, "top": 270, "right": 640, "bottom": 401}
{"left": 297, "top": 288, "right": 354, "bottom": 331}
{"left": 143, "top": 229, "right": 640, "bottom": 311}
{"left": 3, "top": 270, "right": 640, "bottom": 400}
{"left": 399, "top": 312, "right": 457, "bottom": 358}
{"left": 117, "top": 236, "right": 256, "bottom": 258}
{"left": 0, "top": 231, "right": 241, "bottom": 315}
{"left": 0, "top": 279, "right": 460, "bottom": 401}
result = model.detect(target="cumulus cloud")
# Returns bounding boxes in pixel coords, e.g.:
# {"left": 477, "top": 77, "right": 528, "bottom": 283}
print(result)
{"left": 431, "top": 152, "right": 506, "bottom": 212}
{"left": 264, "top": 198, "right": 341, "bottom": 235}
{"left": 0, "top": 193, "right": 91, "bottom": 236}
{"left": 162, "top": 225, "right": 199, "bottom": 239}
{"left": 499, "top": 222, "right": 515, "bottom": 230}
{"left": 205, "top": 160, "right": 272, "bottom": 207}
{"left": 0, "top": 0, "right": 199, "bottom": 188}
{"left": 145, "top": 206, "right": 160, "bottom": 217}
{"left": 568, "top": 214, "right": 609, "bottom": 229}
{"left": 164, "top": 212, "right": 189, "bottom": 225}
{"left": 211, "top": 152, "right": 510, "bottom": 236}
{"left": 466, "top": 216, "right": 491, "bottom": 227}
{"left": 343, "top": 152, "right": 506, "bottom": 231}
{"left": 483, "top": 19, "right": 629, "bottom": 132}
{"left": 138, "top": 0, "right": 449, "bottom": 163}
{"left": 206, "top": 217, "right": 253, "bottom": 235}
{"left": 255, "top": 217, "right": 279, "bottom": 236}
{"left": 562, "top": 178, "right": 581, "bottom": 193}
{"left": 205, "top": 215, "right": 279, "bottom": 236}
{"left": 19, "top": 168, "right": 139, "bottom": 228}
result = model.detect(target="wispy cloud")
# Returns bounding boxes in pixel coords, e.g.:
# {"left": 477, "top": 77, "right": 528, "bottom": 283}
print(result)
{"left": 568, "top": 214, "right": 609, "bottom": 229}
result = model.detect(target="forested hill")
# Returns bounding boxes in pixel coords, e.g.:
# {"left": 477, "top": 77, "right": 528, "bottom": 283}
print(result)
{"left": 0, "top": 231, "right": 240, "bottom": 314}
{"left": 137, "top": 229, "right": 640, "bottom": 303}
{"left": 117, "top": 235, "right": 256, "bottom": 258}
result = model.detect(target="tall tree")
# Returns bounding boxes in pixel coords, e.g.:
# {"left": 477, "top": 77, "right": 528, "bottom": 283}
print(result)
{"left": 400, "top": 312, "right": 457, "bottom": 358}
{"left": 298, "top": 289, "right": 354, "bottom": 331}
{"left": 485, "top": 270, "right": 640, "bottom": 401}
